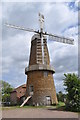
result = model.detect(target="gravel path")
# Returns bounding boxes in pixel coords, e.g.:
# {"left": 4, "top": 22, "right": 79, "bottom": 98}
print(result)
{"left": 2, "top": 108, "right": 79, "bottom": 118}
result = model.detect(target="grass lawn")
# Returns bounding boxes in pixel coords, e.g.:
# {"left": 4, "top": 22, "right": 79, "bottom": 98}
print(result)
{"left": 56, "top": 101, "right": 65, "bottom": 108}
{"left": 2, "top": 102, "right": 65, "bottom": 110}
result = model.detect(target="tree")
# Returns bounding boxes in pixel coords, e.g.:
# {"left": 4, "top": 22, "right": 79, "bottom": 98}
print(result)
{"left": 1, "top": 80, "right": 14, "bottom": 105}
{"left": 64, "top": 73, "right": 80, "bottom": 112}
{"left": 57, "top": 91, "right": 66, "bottom": 102}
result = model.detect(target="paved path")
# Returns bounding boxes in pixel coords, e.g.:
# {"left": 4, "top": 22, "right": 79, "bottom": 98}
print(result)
{"left": 2, "top": 108, "right": 79, "bottom": 118}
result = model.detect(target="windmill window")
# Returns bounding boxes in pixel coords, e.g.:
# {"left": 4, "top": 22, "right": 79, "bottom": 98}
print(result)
{"left": 29, "top": 85, "right": 34, "bottom": 92}
{"left": 44, "top": 71, "right": 48, "bottom": 77}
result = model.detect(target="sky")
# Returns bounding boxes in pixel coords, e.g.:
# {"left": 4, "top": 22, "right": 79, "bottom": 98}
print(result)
{"left": 1, "top": 1, "right": 79, "bottom": 93}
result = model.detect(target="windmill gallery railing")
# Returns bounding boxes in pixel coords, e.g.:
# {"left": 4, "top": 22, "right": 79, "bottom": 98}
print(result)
{"left": 25, "top": 64, "right": 55, "bottom": 74}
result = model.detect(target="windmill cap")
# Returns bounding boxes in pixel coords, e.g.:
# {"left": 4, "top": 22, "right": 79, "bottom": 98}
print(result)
{"left": 31, "top": 34, "right": 47, "bottom": 42}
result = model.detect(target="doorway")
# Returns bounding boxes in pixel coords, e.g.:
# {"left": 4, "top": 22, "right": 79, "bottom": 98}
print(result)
{"left": 46, "top": 96, "right": 51, "bottom": 105}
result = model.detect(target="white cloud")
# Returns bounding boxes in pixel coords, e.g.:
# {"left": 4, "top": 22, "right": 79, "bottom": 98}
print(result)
{"left": 63, "top": 26, "right": 78, "bottom": 37}
{"left": 0, "top": 3, "right": 2, "bottom": 20}
{"left": 41, "top": 3, "right": 78, "bottom": 37}
{"left": 2, "top": 56, "right": 13, "bottom": 73}
{"left": 75, "top": 0, "right": 80, "bottom": 8}
{"left": 2, "top": 32, "right": 33, "bottom": 75}
{"left": 2, "top": 0, "right": 75, "bottom": 2}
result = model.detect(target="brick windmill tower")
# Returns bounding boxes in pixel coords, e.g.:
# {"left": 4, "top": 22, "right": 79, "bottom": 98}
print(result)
{"left": 5, "top": 13, "right": 74, "bottom": 106}
{"left": 25, "top": 33, "right": 58, "bottom": 105}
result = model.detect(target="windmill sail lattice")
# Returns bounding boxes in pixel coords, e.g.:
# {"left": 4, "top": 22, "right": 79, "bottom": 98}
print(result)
{"left": 5, "top": 13, "right": 74, "bottom": 106}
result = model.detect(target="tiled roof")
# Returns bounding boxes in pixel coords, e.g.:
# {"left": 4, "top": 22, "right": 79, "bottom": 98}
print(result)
{"left": 11, "top": 84, "right": 26, "bottom": 98}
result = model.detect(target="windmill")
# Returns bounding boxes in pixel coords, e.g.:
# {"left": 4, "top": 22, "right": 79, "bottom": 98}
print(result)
{"left": 5, "top": 13, "right": 74, "bottom": 106}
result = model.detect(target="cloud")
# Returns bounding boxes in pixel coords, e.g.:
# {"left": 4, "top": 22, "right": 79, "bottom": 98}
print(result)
{"left": 2, "top": 0, "right": 75, "bottom": 2}
{"left": 2, "top": 32, "right": 32, "bottom": 74}
{"left": 2, "top": 56, "right": 13, "bottom": 73}
{"left": 42, "top": 3, "right": 78, "bottom": 34}
{"left": 47, "top": 24, "right": 78, "bottom": 92}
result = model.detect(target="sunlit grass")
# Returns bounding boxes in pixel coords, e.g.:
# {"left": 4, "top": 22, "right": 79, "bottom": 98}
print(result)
{"left": 2, "top": 102, "right": 79, "bottom": 113}
{"left": 2, "top": 102, "right": 65, "bottom": 110}
{"left": 57, "top": 101, "right": 65, "bottom": 107}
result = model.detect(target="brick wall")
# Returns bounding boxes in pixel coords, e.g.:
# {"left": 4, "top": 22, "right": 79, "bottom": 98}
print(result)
{"left": 10, "top": 91, "right": 17, "bottom": 105}
{"left": 26, "top": 71, "right": 58, "bottom": 105}
{"left": 10, "top": 84, "right": 26, "bottom": 105}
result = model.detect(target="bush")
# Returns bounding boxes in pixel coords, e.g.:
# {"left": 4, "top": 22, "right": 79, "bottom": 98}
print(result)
{"left": 57, "top": 91, "right": 66, "bottom": 102}
{"left": 64, "top": 73, "right": 80, "bottom": 112}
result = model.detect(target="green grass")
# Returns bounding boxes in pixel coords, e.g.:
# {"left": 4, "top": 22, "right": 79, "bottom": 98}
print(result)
{"left": 23, "top": 105, "right": 46, "bottom": 109}
{"left": 56, "top": 102, "right": 65, "bottom": 110}
{"left": 2, "top": 101, "right": 65, "bottom": 110}
{"left": 45, "top": 102, "right": 65, "bottom": 110}
{"left": 57, "top": 101, "right": 65, "bottom": 107}
{"left": 2, "top": 105, "right": 46, "bottom": 110}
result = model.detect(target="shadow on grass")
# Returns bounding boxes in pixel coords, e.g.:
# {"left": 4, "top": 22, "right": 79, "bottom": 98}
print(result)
{"left": 47, "top": 106, "right": 66, "bottom": 111}
{"left": 46, "top": 102, "right": 66, "bottom": 111}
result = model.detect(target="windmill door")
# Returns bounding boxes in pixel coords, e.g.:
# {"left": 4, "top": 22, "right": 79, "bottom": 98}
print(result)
{"left": 46, "top": 96, "right": 51, "bottom": 105}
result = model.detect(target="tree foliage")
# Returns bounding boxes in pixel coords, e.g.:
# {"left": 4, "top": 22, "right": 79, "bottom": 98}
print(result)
{"left": 57, "top": 91, "right": 66, "bottom": 102}
{"left": 1, "top": 80, "right": 14, "bottom": 104}
{"left": 2, "top": 80, "right": 13, "bottom": 95}
{"left": 64, "top": 73, "right": 80, "bottom": 112}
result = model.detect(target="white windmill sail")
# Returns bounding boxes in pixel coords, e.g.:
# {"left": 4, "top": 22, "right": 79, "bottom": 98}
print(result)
{"left": 20, "top": 96, "right": 31, "bottom": 107}
{"left": 39, "top": 13, "right": 45, "bottom": 64}
{"left": 4, "top": 13, "right": 74, "bottom": 65}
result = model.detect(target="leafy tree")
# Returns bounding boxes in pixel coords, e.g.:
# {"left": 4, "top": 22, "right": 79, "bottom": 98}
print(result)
{"left": 1, "top": 80, "right": 14, "bottom": 105}
{"left": 64, "top": 73, "right": 80, "bottom": 112}
{"left": 57, "top": 91, "right": 66, "bottom": 102}
{"left": 2, "top": 81, "right": 13, "bottom": 95}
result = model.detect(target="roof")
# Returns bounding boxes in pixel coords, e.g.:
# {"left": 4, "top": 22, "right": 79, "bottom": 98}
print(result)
{"left": 11, "top": 84, "right": 26, "bottom": 98}
{"left": 15, "top": 84, "right": 26, "bottom": 89}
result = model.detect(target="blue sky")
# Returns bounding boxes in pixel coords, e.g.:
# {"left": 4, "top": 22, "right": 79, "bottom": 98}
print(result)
{"left": 1, "top": 1, "right": 79, "bottom": 92}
